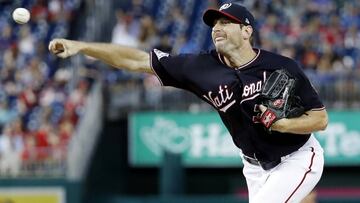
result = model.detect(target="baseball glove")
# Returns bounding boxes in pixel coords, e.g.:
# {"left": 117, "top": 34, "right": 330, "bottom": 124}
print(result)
{"left": 259, "top": 69, "right": 305, "bottom": 129}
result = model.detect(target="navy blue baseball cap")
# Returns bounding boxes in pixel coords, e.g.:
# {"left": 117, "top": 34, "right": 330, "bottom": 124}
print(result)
{"left": 203, "top": 2, "right": 256, "bottom": 28}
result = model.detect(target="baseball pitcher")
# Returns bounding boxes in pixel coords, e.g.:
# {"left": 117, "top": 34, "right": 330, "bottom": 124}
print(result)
{"left": 49, "top": 2, "right": 328, "bottom": 203}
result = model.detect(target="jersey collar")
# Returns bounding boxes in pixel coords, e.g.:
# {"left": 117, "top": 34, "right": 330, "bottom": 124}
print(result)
{"left": 217, "top": 48, "right": 261, "bottom": 70}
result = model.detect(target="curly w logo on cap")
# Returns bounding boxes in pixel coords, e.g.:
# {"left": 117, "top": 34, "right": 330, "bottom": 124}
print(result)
{"left": 219, "top": 3, "right": 232, "bottom": 10}
{"left": 203, "top": 2, "right": 256, "bottom": 28}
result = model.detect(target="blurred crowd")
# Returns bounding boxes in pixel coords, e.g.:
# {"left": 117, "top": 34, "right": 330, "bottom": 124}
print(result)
{"left": 107, "top": 0, "right": 360, "bottom": 110}
{"left": 111, "top": 0, "right": 360, "bottom": 73}
{"left": 253, "top": 0, "right": 360, "bottom": 73}
{"left": 0, "top": 0, "right": 88, "bottom": 177}
{"left": 0, "top": 0, "right": 360, "bottom": 176}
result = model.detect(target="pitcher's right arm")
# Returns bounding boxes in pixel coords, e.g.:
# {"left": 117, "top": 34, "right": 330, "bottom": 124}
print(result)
{"left": 48, "top": 39, "right": 152, "bottom": 74}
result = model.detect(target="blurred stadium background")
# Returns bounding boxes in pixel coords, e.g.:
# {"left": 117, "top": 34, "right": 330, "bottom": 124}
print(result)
{"left": 0, "top": 0, "right": 360, "bottom": 203}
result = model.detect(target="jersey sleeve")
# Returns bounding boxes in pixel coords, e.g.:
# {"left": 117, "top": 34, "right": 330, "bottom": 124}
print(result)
{"left": 150, "top": 49, "right": 189, "bottom": 89}
{"left": 286, "top": 60, "right": 325, "bottom": 111}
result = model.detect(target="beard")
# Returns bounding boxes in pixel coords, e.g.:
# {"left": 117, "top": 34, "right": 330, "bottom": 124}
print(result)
{"left": 214, "top": 40, "right": 237, "bottom": 56}
{"left": 214, "top": 40, "right": 227, "bottom": 54}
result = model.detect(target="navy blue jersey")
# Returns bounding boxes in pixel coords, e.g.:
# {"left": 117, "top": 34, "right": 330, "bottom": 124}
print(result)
{"left": 150, "top": 48, "right": 325, "bottom": 161}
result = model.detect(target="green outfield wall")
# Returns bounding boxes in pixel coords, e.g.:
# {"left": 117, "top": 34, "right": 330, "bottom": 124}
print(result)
{"left": 129, "top": 111, "right": 360, "bottom": 167}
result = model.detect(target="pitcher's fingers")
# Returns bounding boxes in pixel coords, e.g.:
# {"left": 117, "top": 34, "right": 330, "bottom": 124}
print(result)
{"left": 49, "top": 40, "right": 62, "bottom": 54}
{"left": 54, "top": 44, "right": 65, "bottom": 54}
{"left": 259, "top": 104, "right": 267, "bottom": 113}
{"left": 48, "top": 40, "right": 55, "bottom": 52}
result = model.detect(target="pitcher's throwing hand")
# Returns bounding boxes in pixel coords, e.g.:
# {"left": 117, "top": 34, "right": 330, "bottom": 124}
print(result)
{"left": 49, "top": 39, "right": 81, "bottom": 58}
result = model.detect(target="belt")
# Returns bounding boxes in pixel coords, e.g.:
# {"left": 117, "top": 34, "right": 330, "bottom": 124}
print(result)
{"left": 243, "top": 156, "right": 281, "bottom": 170}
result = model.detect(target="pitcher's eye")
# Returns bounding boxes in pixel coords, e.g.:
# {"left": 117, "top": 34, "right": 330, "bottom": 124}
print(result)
{"left": 220, "top": 19, "right": 231, "bottom": 24}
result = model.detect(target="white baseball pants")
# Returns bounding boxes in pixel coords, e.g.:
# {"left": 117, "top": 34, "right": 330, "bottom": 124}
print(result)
{"left": 242, "top": 135, "right": 324, "bottom": 203}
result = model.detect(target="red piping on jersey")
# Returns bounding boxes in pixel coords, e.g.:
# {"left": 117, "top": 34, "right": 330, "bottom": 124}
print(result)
{"left": 285, "top": 147, "right": 315, "bottom": 203}
{"left": 236, "top": 49, "right": 261, "bottom": 69}
{"left": 217, "top": 49, "right": 261, "bottom": 69}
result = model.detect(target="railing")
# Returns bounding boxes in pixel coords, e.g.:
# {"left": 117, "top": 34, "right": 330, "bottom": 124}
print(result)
{"left": 107, "top": 71, "right": 360, "bottom": 118}
{"left": 0, "top": 146, "right": 67, "bottom": 178}
{"left": 307, "top": 71, "right": 360, "bottom": 109}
